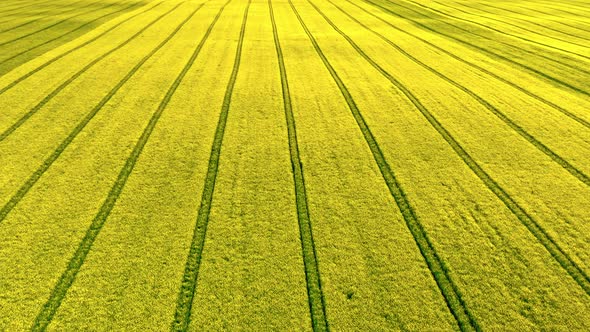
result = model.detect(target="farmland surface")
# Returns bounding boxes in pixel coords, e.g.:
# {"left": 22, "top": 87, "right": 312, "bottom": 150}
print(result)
{"left": 1, "top": 0, "right": 589, "bottom": 330}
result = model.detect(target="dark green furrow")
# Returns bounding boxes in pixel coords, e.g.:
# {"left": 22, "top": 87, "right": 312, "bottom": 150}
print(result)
{"left": 1, "top": 15, "right": 54, "bottom": 35}
{"left": 538, "top": 1, "right": 590, "bottom": 16}
{"left": 0, "top": 3, "right": 68, "bottom": 26}
{"left": 0, "top": 0, "right": 58, "bottom": 12}
{"left": 388, "top": 0, "right": 590, "bottom": 76}
{"left": 438, "top": 0, "right": 590, "bottom": 46}
{"left": 493, "top": 3, "right": 590, "bottom": 35}
{"left": 345, "top": 0, "right": 590, "bottom": 127}
{"left": 508, "top": 4, "right": 590, "bottom": 33}
{"left": 0, "top": 2, "right": 169, "bottom": 142}
{"left": 171, "top": 0, "right": 250, "bottom": 330}
{"left": 0, "top": 0, "right": 72, "bottom": 24}
{"left": 0, "top": 0, "right": 102, "bottom": 31}
{"left": 325, "top": 0, "right": 590, "bottom": 187}
{"left": 0, "top": 3, "right": 183, "bottom": 222}
{"left": 414, "top": 0, "right": 590, "bottom": 56}
{"left": 0, "top": 0, "right": 112, "bottom": 48}
{"left": 0, "top": 2, "right": 21, "bottom": 13}
{"left": 361, "top": 0, "right": 590, "bottom": 97}
{"left": 0, "top": 0, "right": 88, "bottom": 34}
{"left": 0, "top": 1, "right": 163, "bottom": 97}
{"left": 269, "top": 0, "right": 329, "bottom": 330}
{"left": 30, "top": 2, "right": 207, "bottom": 330}
{"left": 536, "top": 6, "right": 590, "bottom": 26}
{"left": 315, "top": 0, "right": 590, "bottom": 298}
{"left": 0, "top": 0, "right": 58, "bottom": 19}
{"left": 0, "top": 0, "right": 37, "bottom": 13}
{"left": 0, "top": 1, "right": 143, "bottom": 67}
{"left": 462, "top": 1, "right": 590, "bottom": 42}
{"left": 287, "top": 0, "right": 479, "bottom": 331}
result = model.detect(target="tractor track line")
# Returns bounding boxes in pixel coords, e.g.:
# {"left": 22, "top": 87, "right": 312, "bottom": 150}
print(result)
{"left": 437, "top": 0, "right": 590, "bottom": 46}
{"left": 315, "top": 0, "right": 590, "bottom": 298}
{"left": 535, "top": 6, "right": 590, "bottom": 26}
{"left": 0, "top": 2, "right": 169, "bottom": 142}
{"left": 30, "top": 2, "right": 208, "bottom": 330}
{"left": 325, "top": 0, "right": 590, "bottom": 187}
{"left": 0, "top": 1, "right": 163, "bottom": 97}
{"left": 486, "top": 3, "right": 590, "bottom": 35}
{"left": 0, "top": 3, "right": 183, "bottom": 223}
{"left": 0, "top": 0, "right": 76, "bottom": 26}
{"left": 361, "top": 0, "right": 590, "bottom": 99}
{"left": 386, "top": 0, "right": 590, "bottom": 76}
{"left": 0, "top": 8, "right": 57, "bottom": 27}
{"left": 400, "top": 0, "right": 590, "bottom": 61}
{"left": 171, "top": 0, "right": 251, "bottom": 330}
{"left": 0, "top": 0, "right": 89, "bottom": 34}
{"left": 429, "top": 0, "right": 590, "bottom": 51}
{"left": 288, "top": 0, "right": 479, "bottom": 331}
{"left": 0, "top": 0, "right": 59, "bottom": 19}
{"left": 269, "top": 0, "right": 329, "bottom": 330}
{"left": 0, "top": 0, "right": 115, "bottom": 48}
{"left": 399, "top": 0, "right": 590, "bottom": 74}
{"left": 384, "top": 0, "right": 590, "bottom": 75}
{"left": 537, "top": 1, "right": 590, "bottom": 16}
{"left": 0, "top": 0, "right": 105, "bottom": 39}
{"left": 0, "top": 0, "right": 59, "bottom": 12}
{"left": 0, "top": 1, "right": 38, "bottom": 14}
{"left": 490, "top": 4, "right": 590, "bottom": 37}
{"left": 0, "top": 1, "right": 143, "bottom": 67}
{"left": 343, "top": 0, "right": 590, "bottom": 129}
{"left": 459, "top": 1, "right": 590, "bottom": 42}
{"left": 0, "top": 0, "right": 90, "bottom": 26}
{"left": 542, "top": 3, "right": 590, "bottom": 25}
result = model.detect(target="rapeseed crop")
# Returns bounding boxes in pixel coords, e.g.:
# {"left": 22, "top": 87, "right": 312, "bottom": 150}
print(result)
{"left": 1, "top": 0, "right": 589, "bottom": 330}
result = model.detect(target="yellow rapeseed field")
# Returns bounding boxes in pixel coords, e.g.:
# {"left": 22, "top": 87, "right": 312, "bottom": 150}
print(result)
{"left": 0, "top": 0, "right": 589, "bottom": 330}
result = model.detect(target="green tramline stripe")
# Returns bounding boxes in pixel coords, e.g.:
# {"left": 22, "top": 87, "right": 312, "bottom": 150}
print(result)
{"left": 406, "top": 0, "right": 590, "bottom": 57}
{"left": 269, "top": 0, "right": 329, "bottom": 330}
{"left": 31, "top": 2, "right": 209, "bottom": 329}
{"left": 343, "top": 0, "right": 590, "bottom": 129}
{"left": 0, "top": 0, "right": 59, "bottom": 19}
{"left": 0, "top": 1, "right": 163, "bottom": 97}
{"left": 362, "top": 0, "right": 590, "bottom": 95}
{"left": 288, "top": 0, "right": 479, "bottom": 330}
{"left": 0, "top": 3, "right": 183, "bottom": 222}
{"left": 171, "top": 0, "right": 252, "bottom": 330}
{"left": 0, "top": 0, "right": 89, "bottom": 33}
{"left": 314, "top": 0, "right": 590, "bottom": 299}
{"left": 450, "top": 1, "right": 590, "bottom": 43}
{"left": 0, "top": 2, "right": 168, "bottom": 142}
{"left": 0, "top": 1, "right": 143, "bottom": 66}
{"left": 0, "top": 0, "right": 114, "bottom": 47}
{"left": 325, "top": 0, "right": 590, "bottom": 187}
